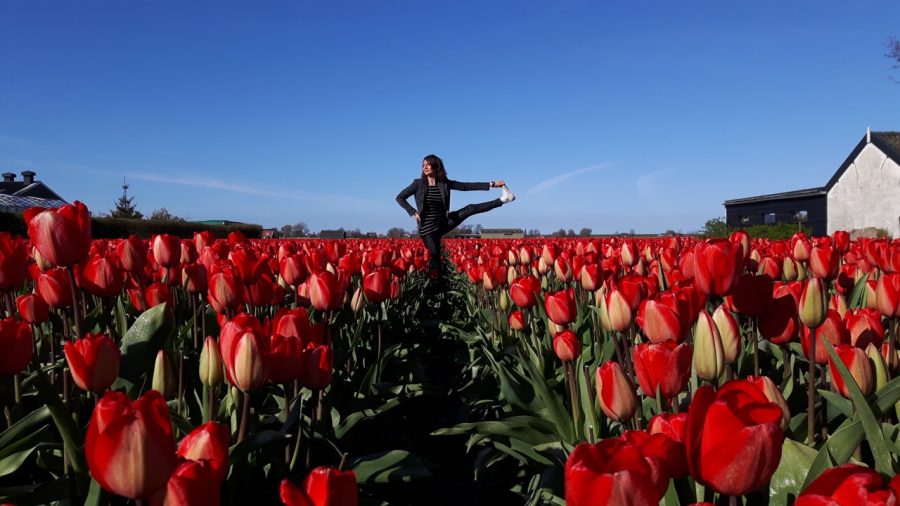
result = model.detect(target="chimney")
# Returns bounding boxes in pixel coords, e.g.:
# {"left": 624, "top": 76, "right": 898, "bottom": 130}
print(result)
{"left": 21, "top": 171, "right": 35, "bottom": 185}
{"left": 1, "top": 173, "right": 14, "bottom": 183}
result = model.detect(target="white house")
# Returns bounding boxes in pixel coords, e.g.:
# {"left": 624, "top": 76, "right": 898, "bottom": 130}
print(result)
{"left": 827, "top": 130, "right": 900, "bottom": 237}
{"left": 725, "top": 129, "right": 900, "bottom": 237}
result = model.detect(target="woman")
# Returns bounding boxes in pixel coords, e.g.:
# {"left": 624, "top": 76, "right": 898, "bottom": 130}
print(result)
{"left": 396, "top": 154, "right": 515, "bottom": 276}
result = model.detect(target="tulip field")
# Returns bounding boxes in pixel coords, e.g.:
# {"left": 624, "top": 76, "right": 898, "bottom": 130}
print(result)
{"left": 4, "top": 201, "right": 900, "bottom": 504}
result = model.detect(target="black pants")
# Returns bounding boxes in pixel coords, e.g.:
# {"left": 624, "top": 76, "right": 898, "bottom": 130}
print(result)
{"left": 420, "top": 198, "right": 503, "bottom": 273}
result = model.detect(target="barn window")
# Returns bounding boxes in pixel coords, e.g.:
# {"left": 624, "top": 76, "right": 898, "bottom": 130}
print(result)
{"left": 740, "top": 216, "right": 750, "bottom": 224}
{"left": 794, "top": 210, "right": 808, "bottom": 223}
{"left": 764, "top": 213, "right": 776, "bottom": 224}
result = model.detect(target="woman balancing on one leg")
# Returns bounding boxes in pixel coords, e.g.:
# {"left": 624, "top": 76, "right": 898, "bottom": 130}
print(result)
{"left": 396, "top": 154, "right": 515, "bottom": 277}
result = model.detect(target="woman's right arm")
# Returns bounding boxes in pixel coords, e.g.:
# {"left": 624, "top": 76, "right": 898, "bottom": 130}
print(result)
{"left": 396, "top": 180, "right": 418, "bottom": 217}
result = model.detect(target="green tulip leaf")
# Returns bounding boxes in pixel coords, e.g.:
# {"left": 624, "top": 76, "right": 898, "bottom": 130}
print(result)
{"left": 824, "top": 340, "right": 894, "bottom": 476}
{"left": 432, "top": 416, "right": 558, "bottom": 446}
{"left": 119, "top": 302, "right": 176, "bottom": 382}
{"left": 335, "top": 388, "right": 426, "bottom": 439}
{"left": 349, "top": 450, "right": 432, "bottom": 484}
{"left": 848, "top": 273, "right": 869, "bottom": 309}
{"left": 874, "top": 375, "right": 900, "bottom": 414}
{"left": 32, "top": 369, "right": 86, "bottom": 475}
{"left": 769, "top": 439, "right": 817, "bottom": 506}
{"left": 0, "top": 477, "right": 68, "bottom": 505}
{"left": 802, "top": 419, "right": 864, "bottom": 489}
{"left": 0, "top": 406, "right": 50, "bottom": 455}
{"left": 818, "top": 389, "right": 853, "bottom": 419}
{"left": 228, "top": 430, "right": 290, "bottom": 465}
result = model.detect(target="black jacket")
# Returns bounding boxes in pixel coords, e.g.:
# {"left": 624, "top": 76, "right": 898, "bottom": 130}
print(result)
{"left": 395, "top": 179, "right": 491, "bottom": 218}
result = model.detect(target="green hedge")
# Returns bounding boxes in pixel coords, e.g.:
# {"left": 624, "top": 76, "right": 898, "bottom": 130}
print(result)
{"left": 0, "top": 212, "right": 262, "bottom": 239}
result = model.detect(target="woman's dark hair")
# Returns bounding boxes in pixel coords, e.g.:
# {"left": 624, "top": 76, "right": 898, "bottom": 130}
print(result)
{"left": 422, "top": 154, "right": 448, "bottom": 182}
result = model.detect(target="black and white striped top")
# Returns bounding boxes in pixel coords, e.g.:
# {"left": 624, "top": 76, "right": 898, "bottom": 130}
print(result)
{"left": 418, "top": 185, "right": 446, "bottom": 235}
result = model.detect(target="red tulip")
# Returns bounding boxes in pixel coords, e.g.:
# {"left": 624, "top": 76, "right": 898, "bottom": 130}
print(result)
{"left": 37, "top": 267, "right": 73, "bottom": 308}
{"left": 181, "top": 263, "right": 208, "bottom": 294}
{"left": 553, "top": 329, "right": 580, "bottom": 362}
{"left": 230, "top": 247, "right": 269, "bottom": 284}
{"left": 157, "top": 459, "right": 221, "bottom": 506}
{"left": 509, "top": 275, "right": 541, "bottom": 309}
{"left": 24, "top": 201, "right": 91, "bottom": 267}
{"left": 116, "top": 236, "right": 146, "bottom": 273}
{"left": 508, "top": 310, "right": 525, "bottom": 331}
{"left": 78, "top": 254, "right": 124, "bottom": 298}
{"left": 637, "top": 294, "right": 683, "bottom": 344}
{"left": 565, "top": 439, "right": 667, "bottom": 506}
{"left": 876, "top": 273, "right": 900, "bottom": 318}
{"left": 580, "top": 263, "right": 601, "bottom": 292}
{"left": 152, "top": 234, "right": 182, "bottom": 268}
{"left": 796, "top": 463, "right": 897, "bottom": 505}
{"left": 308, "top": 271, "right": 344, "bottom": 312}
{"left": 544, "top": 288, "right": 576, "bottom": 326}
{"left": 829, "top": 344, "right": 875, "bottom": 398}
{"left": 692, "top": 239, "right": 744, "bottom": 296}
{"left": 809, "top": 243, "right": 839, "bottom": 280}
{"left": 792, "top": 233, "right": 811, "bottom": 262}
{"left": 298, "top": 344, "right": 333, "bottom": 390}
{"left": 0, "top": 318, "right": 32, "bottom": 376}
{"left": 220, "top": 317, "right": 270, "bottom": 392}
{"left": 846, "top": 308, "right": 885, "bottom": 349}
{"left": 801, "top": 310, "right": 849, "bottom": 364}
{"left": 729, "top": 274, "right": 773, "bottom": 318}
{"left": 595, "top": 362, "right": 637, "bottom": 422}
{"left": 273, "top": 307, "right": 325, "bottom": 346}
{"left": 280, "top": 254, "right": 309, "bottom": 287}
{"left": 269, "top": 334, "right": 304, "bottom": 384}
{"left": 620, "top": 429, "right": 688, "bottom": 479}
{"left": 832, "top": 230, "right": 850, "bottom": 254}
{"left": 745, "top": 375, "right": 791, "bottom": 429}
{"left": 685, "top": 380, "right": 784, "bottom": 496}
{"left": 64, "top": 333, "right": 120, "bottom": 393}
{"left": 145, "top": 282, "right": 173, "bottom": 309}
{"left": 207, "top": 264, "right": 245, "bottom": 314}
{"left": 363, "top": 267, "right": 391, "bottom": 304}
{"left": 0, "top": 233, "right": 27, "bottom": 291}
{"left": 799, "top": 277, "right": 827, "bottom": 329}
{"left": 177, "top": 422, "right": 230, "bottom": 481}
{"left": 15, "top": 293, "right": 49, "bottom": 324}
{"left": 632, "top": 341, "right": 693, "bottom": 400}
{"left": 86, "top": 390, "right": 178, "bottom": 499}
{"left": 280, "top": 467, "right": 358, "bottom": 506}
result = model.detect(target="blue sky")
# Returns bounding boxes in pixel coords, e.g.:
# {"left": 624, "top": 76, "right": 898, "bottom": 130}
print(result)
{"left": 1, "top": 1, "right": 899, "bottom": 234}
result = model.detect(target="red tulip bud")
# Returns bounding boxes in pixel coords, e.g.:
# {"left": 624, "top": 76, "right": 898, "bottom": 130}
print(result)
{"left": 64, "top": 333, "right": 120, "bottom": 393}
{"left": 553, "top": 329, "right": 580, "bottom": 362}
{"left": 595, "top": 362, "right": 637, "bottom": 422}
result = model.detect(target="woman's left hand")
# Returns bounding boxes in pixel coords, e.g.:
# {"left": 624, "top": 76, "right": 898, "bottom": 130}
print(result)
{"left": 492, "top": 180, "right": 505, "bottom": 187}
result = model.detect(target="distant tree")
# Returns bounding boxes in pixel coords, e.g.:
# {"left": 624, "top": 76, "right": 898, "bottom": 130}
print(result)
{"left": 887, "top": 36, "right": 900, "bottom": 80}
{"left": 578, "top": 227, "right": 592, "bottom": 237}
{"left": 292, "top": 222, "right": 310, "bottom": 237}
{"left": 386, "top": 227, "right": 406, "bottom": 238}
{"left": 110, "top": 178, "right": 143, "bottom": 219}
{"left": 473, "top": 224, "right": 483, "bottom": 235}
{"left": 551, "top": 228, "right": 566, "bottom": 237}
{"left": 566, "top": 229, "right": 576, "bottom": 237}
{"left": 281, "top": 224, "right": 294, "bottom": 237}
{"left": 149, "top": 208, "right": 184, "bottom": 222}
{"left": 701, "top": 217, "right": 729, "bottom": 238}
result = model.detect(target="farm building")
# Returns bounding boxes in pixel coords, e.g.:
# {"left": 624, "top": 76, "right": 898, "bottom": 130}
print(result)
{"left": 724, "top": 130, "right": 900, "bottom": 237}
{"left": 0, "top": 171, "right": 68, "bottom": 212}
{"left": 480, "top": 228, "right": 525, "bottom": 239}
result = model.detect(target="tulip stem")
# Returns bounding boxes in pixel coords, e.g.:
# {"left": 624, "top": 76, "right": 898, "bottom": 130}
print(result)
{"left": 177, "top": 350, "right": 185, "bottom": 418}
{"left": 192, "top": 296, "right": 199, "bottom": 350}
{"left": 208, "top": 385, "right": 217, "bottom": 422}
{"left": 728, "top": 496, "right": 739, "bottom": 506}
{"left": 289, "top": 395, "right": 305, "bottom": 473}
{"left": 237, "top": 391, "right": 251, "bottom": 444}
{"left": 807, "top": 327, "right": 817, "bottom": 445}
{"left": 375, "top": 318, "right": 383, "bottom": 385}
{"left": 66, "top": 268, "right": 82, "bottom": 340}
{"left": 753, "top": 317, "right": 760, "bottom": 377}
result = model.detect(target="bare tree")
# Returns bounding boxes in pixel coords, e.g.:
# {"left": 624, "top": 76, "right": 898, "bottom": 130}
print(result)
{"left": 386, "top": 227, "right": 406, "bottom": 238}
{"left": 887, "top": 36, "right": 900, "bottom": 81}
{"left": 578, "top": 227, "right": 592, "bottom": 237}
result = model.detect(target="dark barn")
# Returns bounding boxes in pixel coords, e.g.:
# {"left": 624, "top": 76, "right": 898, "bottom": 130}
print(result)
{"left": 724, "top": 188, "right": 827, "bottom": 236}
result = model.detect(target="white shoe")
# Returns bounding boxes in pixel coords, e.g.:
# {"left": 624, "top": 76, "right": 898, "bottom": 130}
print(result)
{"left": 500, "top": 185, "right": 516, "bottom": 204}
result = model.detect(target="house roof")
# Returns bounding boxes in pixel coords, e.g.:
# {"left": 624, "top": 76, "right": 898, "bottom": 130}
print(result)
{"left": 0, "top": 194, "right": 68, "bottom": 213}
{"left": 725, "top": 130, "right": 900, "bottom": 206}
{"left": 0, "top": 180, "right": 64, "bottom": 201}
{"left": 724, "top": 187, "right": 827, "bottom": 206}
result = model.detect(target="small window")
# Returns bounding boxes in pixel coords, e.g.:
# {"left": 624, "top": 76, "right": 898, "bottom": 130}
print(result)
{"left": 740, "top": 216, "right": 750, "bottom": 224}
{"left": 764, "top": 213, "right": 777, "bottom": 224}
{"left": 794, "top": 210, "right": 808, "bottom": 223}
